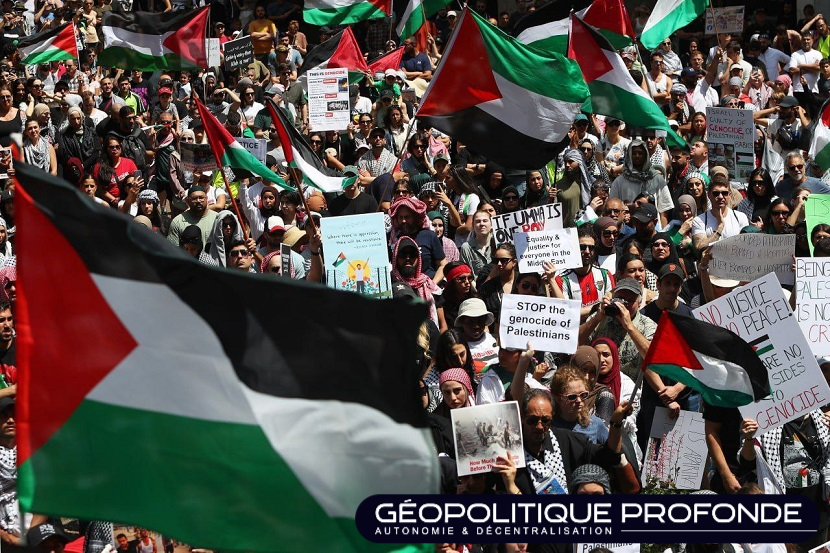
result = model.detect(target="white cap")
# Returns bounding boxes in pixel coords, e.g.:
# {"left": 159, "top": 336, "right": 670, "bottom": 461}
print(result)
{"left": 266, "top": 215, "right": 286, "bottom": 233}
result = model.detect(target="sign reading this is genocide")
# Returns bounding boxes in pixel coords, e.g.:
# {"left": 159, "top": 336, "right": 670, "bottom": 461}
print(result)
{"left": 709, "top": 233, "right": 796, "bottom": 285}
{"left": 491, "top": 204, "right": 563, "bottom": 244}
{"left": 306, "top": 67, "right": 351, "bottom": 132}
{"left": 223, "top": 36, "right": 253, "bottom": 70}
{"left": 795, "top": 257, "right": 830, "bottom": 356}
{"left": 694, "top": 273, "right": 830, "bottom": 432}
{"left": 499, "top": 294, "right": 581, "bottom": 353}
{"left": 515, "top": 228, "right": 581, "bottom": 274}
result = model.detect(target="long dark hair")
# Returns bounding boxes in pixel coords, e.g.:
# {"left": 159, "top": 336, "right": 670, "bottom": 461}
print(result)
{"left": 434, "top": 329, "right": 477, "bottom": 393}
{"left": 96, "top": 134, "right": 122, "bottom": 193}
{"left": 446, "top": 164, "right": 477, "bottom": 195}
{"left": 765, "top": 198, "right": 792, "bottom": 234}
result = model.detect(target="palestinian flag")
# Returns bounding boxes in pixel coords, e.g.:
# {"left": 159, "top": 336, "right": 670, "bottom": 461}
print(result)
{"left": 99, "top": 7, "right": 209, "bottom": 70}
{"left": 513, "top": 0, "right": 633, "bottom": 53}
{"left": 195, "top": 99, "right": 290, "bottom": 190}
{"left": 396, "top": 0, "right": 453, "bottom": 39}
{"left": 810, "top": 100, "right": 830, "bottom": 171}
{"left": 15, "top": 161, "right": 438, "bottom": 553}
{"left": 750, "top": 335, "right": 774, "bottom": 356}
{"left": 334, "top": 252, "right": 348, "bottom": 267}
{"left": 568, "top": 14, "right": 685, "bottom": 148}
{"left": 640, "top": 0, "right": 708, "bottom": 50}
{"left": 304, "top": 0, "right": 391, "bottom": 27}
{"left": 644, "top": 311, "right": 771, "bottom": 407}
{"left": 369, "top": 47, "right": 405, "bottom": 75}
{"left": 417, "top": 9, "right": 588, "bottom": 169}
{"left": 298, "top": 27, "right": 370, "bottom": 87}
{"left": 266, "top": 99, "right": 347, "bottom": 193}
{"left": 18, "top": 23, "right": 79, "bottom": 65}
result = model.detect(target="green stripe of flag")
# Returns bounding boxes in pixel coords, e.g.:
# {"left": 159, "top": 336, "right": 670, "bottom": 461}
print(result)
{"left": 221, "top": 145, "right": 290, "bottom": 190}
{"left": 397, "top": 0, "right": 453, "bottom": 39}
{"left": 648, "top": 363, "right": 755, "bottom": 407}
{"left": 304, "top": 2, "right": 388, "bottom": 26}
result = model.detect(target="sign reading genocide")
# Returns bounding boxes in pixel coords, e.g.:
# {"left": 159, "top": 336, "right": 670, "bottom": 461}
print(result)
{"left": 223, "top": 36, "right": 254, "bottom": 70}
{"left": 499, "top": 294, "right": 581, "bottom": 353}
{"left": 491, "top": 204, "right": 563, "bottom": 244}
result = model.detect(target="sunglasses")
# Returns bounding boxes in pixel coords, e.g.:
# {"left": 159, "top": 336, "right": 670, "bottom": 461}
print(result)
{"left": 393, "top": 189, "right": 410, "bottom": 196}
{"left": 710, "top": 190, "right": 729, "bottom": 197}
{"left": 788, "top": 164, "right": 805, "bottom": 171}
{"left": 229, "top": 250, "right": 250, "bottom": 258}
{"left": 580, "top": 244, "right": 596, "bottom": 251}
{"left": 772, "top": 210, "right": 790, "bottom": 216}
{"left": 526, "top": 416, "right": 552, "bottom": 426}
{"left": 652, "top": 241, "right": 670, "bottom": 248}
{"left": 494, "top": 257, "right": 514, "bottom": 264}
{"left": 751, "top": 180, "right": 766, "bottom": 186}
{"left": 602, "top": 230, "right": 618, "bottom": 237}
{"left": 562, "top": 391, "right": 589, "bottom": 402}
{"left": 580, "top": 146, "right": 593, "bottom": 152}
{"left": 519, "top": 281, "right": 539, "bottom": 292}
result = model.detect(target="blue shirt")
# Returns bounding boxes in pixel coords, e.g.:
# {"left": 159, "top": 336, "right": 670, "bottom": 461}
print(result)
{"left": 551, "top": 415, "right": 609, "bottom": 445}
{"left": 401, "top": 52, "right": 431, "bottom": 73}
{"left": 775, "top": 176, "right": 830, "bottom": 199}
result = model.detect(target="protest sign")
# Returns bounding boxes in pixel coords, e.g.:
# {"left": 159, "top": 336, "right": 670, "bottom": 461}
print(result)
{"left": 206, "top": 38, "right": 220, "bottom": 68}
{"left": 706, "top": 107, "right": 754, "bottom": 182}
{"left": 708, "top": 233, "right": 796, "bottom": 285}
{"left": 806, "top": 194, "right": 830, "bottom": 255}
{"left": 515, "top": 228, "right": 581, "bottom": 274}
{"left": 223, "top": 36, "right": 253, "bottom": 70}
{"left": 320, "top": 212, "right": 392, "bottom": 298}
{"left": 179, "top": 143, "right": 217, "bottom": 173}
{"left": 491, "top": 204, "right": 563, "bottom": 244}
{"left": 642, "top": 408, "right": 707, "bottom": 490}
{"left": 451, "top": 401, "right": 525, "bottom": 477}
{"left": 499, "top": 294, "right": 581, "bottom": 353}
{"left": 575, "top": 545, "right": 639, "bottom": 553}
{"left": 236, "top": 137, "right": 267, "bottom": 162}
{"left": 280, "top": 243, "right": 291, "bottom": 277}
{"left": 705, "top": 5, "right": 745, "bottom": 34}
{"left": 795, "top": 257, "right": 830, "bottom": 356}
{"left": 306, "top": 67, "right": 351, "bottom": 132}
{"left": 694, "top": 273, "right": 830, "bottom": 432}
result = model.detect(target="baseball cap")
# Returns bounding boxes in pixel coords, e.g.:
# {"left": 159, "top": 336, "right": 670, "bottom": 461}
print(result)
{"left": 447, "top": 10, "right": 457, "bottom": 16}
{"left": 319, "top": 26, "right": 334, "bottom": 35}
{"left": 266, "top": 215, "right": 286, "bottom": 233}
{"left": 728, "top": 77, "right": 743, "bottom": 87}
{"left": 0, "top": 396, "right": 13, "bottom": 413}
{"left": 380, "top": 90, "right": 394, "bottom": 100}
{"left": 26, "top": 522, "right": 69, "bottom": 548}
{"left": 574, "top": 113, "right": 589, "bottom": 123}
{"left": 614, "top": 278, "right": 642, "bottom": 297}
{"left": 434, "top": 152, "right": 450, "bottom": 163}
{"left": 709, "top": 165, "right": 729, "bottom": 183}
{"left": 632, "top": 203, "right": 658, "bottom": 223}
{"left": 369, "top": 126, "right": 386, "bottom": 137}
{"left": 384, "top": 68, "right": 397, "bottom": 77}
{"left": 342, "top": 165, "right": 359, "bottom": 177}
{"left": 779, "top": 95, "right": 799, "bottom": 108}
{"left": 658, "top": 263, "right": 686, "bottom": 282}
{"left": 681, "top": 67, "right": 698, "bottom": 80}
{"left": 392, "top": 281, "right": 419, "bottom": 300}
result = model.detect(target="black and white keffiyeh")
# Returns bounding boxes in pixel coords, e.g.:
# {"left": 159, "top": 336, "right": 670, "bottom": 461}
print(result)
{"left": 758, "top": 410, "right": 830, "bottom": 498}
{"left": 525, "top": 430, "right": 568, "bottom": 494}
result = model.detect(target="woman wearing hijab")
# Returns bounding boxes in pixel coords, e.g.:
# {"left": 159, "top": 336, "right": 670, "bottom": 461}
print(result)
{"left": 682, "top": 170, "right": 710, "bottom": 216}
{"left": 646, "top": 231, "right": 685, "bottom": 276}
{"left": 593, "top": 216, "right": 618, "bottom": 272}
{"left": 611, "top": 138, "right": 672, "bottom": 225}
{"left": 557, "top": 148, "right": 594, "bottom": 227}
{"left": 664, "top": 194, "right": 698, "bottom": 275}
{"left": 580, "top": 139, "right": 609, "bottom": 183}
{"left": 592, "top": 338, "right": 622, "bottom": 409}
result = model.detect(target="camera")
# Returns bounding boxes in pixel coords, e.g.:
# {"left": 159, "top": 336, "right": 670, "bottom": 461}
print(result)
{"left": 605, "top": 297, "right": 628, "bottom": 317}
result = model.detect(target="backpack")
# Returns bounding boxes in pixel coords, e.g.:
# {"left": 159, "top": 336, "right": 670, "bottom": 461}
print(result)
{"left": 121, "top": 131, "right": 147, "bottom": 170}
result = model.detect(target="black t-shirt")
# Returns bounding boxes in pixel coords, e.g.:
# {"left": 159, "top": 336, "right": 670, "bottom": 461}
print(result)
{"left": 641, "top": 300, "right": 694, "bottom": 324}
{"left": 327, "top": 192, "right": 378, "bottom": 216}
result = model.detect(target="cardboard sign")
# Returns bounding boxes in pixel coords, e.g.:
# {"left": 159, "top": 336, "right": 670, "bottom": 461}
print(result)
{"left": 806, "top": 194, "right": 830, "bottom": 256}
{"left": 180, "top": 143, "right": 217, "bottom": 173}
{"left": 499, "top": 294, "right": 581, "bottom": 354}
{"left": 514, "top": 228, "right": 581, "bottom": 274}
{"left": 708, "top": 233, "right": 796, "bottom": 285}
{"left": 306, "top": 67, "right": 351, "bottom": 132}
{"left": 236, "top": 137, "right": 267, "bottom": 162}
{"left": 320, "top": 212, "right": 392, "bottom": 298}
{"left": 694, "top": 273, "right": 830, "bottom": 432}
{"left": 795, "top": 257, "right": 830, "bottom": 356}
{"left": 705, "top": 5, "right": 745, "bottom": 34}
{"left": 451, "top": 401, "right": 525, "bottom": 477}
{"left": 206, "top": 38, "right": 221, "bottom": 68}
{"left": 642, "top": 408, "right": 707, "bottom": 490}
{"left": 706, "top": 107, "right": 754, "bottom": 182}
{"left": 223, "top": 36, "right": 253, "bottom": 70}
{"left": 491, "top": 204, "right": 563, "bottom": 244}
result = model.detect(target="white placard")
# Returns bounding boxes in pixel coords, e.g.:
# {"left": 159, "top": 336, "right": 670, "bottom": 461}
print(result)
{"left": 706, "top": 107, "right": 754, "bottom": 182}
{"left": 236, "top": 137, "right": 267, "bottom": 162}
{"left": 206, "top": 38, "right": 221, "bottom": 68}
{"left": 708, "top": 233, "right": 796, "bottom": 285}
{"left": 795, "top": 257, "right": 830, "bottom": 356}
{"left": 306, "top": 67, "right": 351, "bottom": 132}
{"left": 491, "top": 204, "right": 563, "bottom": 244}
{"left": 499, "top": 294, "right": 581, "bottom": 354}
{"left": 642, "top": 408, "right": 707, "bottom": 490}
{"left": 694, "top": 273, "right": 830, "bottom": 432}
{"left": 514, "top": 228, "right": 581, "bottom": 274}
{"left": 451, "top": 401, "right": 525, "bottom": 477}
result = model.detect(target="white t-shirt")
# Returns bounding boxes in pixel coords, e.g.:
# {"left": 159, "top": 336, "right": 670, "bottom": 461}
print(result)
{"left": 787, "top": 49, "right": 823, "bottom": 92}
{"left": 691, "top": 208, "right": 749, "bottom": 240}
{"left": 468, "top": 331, "right": 499, "bottom": 373}
{"left": 760, "top": 47, "right": 791, "bottom": 81}
{"left": 453, "top": 192, "right": 480, "bottom": 247}
{"left": 476, "top": 369, "right": 547, "bottom": 405}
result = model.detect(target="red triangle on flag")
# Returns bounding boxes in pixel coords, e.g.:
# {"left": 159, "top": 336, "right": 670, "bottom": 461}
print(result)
{"left": 419, "top": 10, "right": 501, "bottom": 117}
{"left": 15, "top": 184, "right": 138, "bottom": 463}
{"left": 369, "top": 47, "right": 404, "bottom": 75}
{"left": 582, "top": 0, "right": 635, "bottom": 41}
{"left": 162, "top": 6, "right": 209, "bottom": 66}
{"left": 54, "top": 23, "right": 80, "bottom": 58}
{"left": 328, "top": 27, "right": 370, "bottom": 74}
{"left": 568, "top": 14, "right": 614, "bottom": 83}
{"left": 643, "top": 310, "right": 704, "bottom": 370}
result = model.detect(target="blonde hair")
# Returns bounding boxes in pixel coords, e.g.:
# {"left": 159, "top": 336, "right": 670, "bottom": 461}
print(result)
{"left": 550, "top": 366, "right": 591, "bottom": 427}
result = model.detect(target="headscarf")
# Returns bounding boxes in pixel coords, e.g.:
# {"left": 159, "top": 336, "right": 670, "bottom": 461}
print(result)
{"left": 676, "top": 194, "right": 697, "bottom": 218}
{"left": 389, "top": 196, "right": 429, "bottom": 242}
{"left": 591, "top": 337, "right": 621, "bottom": 406}
{"left": 682, "top": 170, "right": 709, "bottom": 190}
{"left": 646, "top": 231, "right": 681, "bottom": 274}
{"left": 581, "top": 139, "right": 610, "bottom": 184}
{"left": 572, "top": 345, "right": 599, "bottom": 373}
{"left": 208, "top": 210, "right": 243, "bottom": 267}
{"left": 562, "top": 147, "right": 594, "bottom": 207}
{"left": 0, "top": 265, "right": 16, "bottom": 304}
{"left": 391, "top": 235, "right": 439, "bottom": 322}
{"left": 137, "top": 189, "right": 159, "bottom": 204}
{"left": 774, "top": 74, "right": 792, "bottom": 93}
{"left": 438, "top": 367, "right": 475, "bottom": 407}
{"left": 260, "top": 249, "right": 294, "bottom": 277}
{"left": 0, "top": 218, "right": 12, "bottom": 259}
{"left": 593, "top": 216, "right": 617, "bottom": 256}
{"left": 622, "top": 139, "right": 654, "bottom": 183}
{"left": 523, "top": 169, "right": 551, "bottom": 208}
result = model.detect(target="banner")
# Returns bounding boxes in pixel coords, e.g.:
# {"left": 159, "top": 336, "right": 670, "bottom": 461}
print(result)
{"left": 223, "top": 35, "right": 253, "bottom": 70}
{"left": 795, "top": 257, "right": 830, "bottom": 356}
{"left": 806, "top": 193, "right": 830, "bottom": 255}
{"left": 515, "top": 228, "right": 581, "bottom": 274}
{"left": 179, "top": 143, "right": 218, "bottom": 173}
{"left": 307, "top": 67, "right": 351, "bottom": 132}
{"left": 705, "top": 5, "right": 745, "bottom": 34}
{"left": 706, "top": 107, "right": 754, "bottom": 182}
{"left": 694, "top": 273, "right": 830, "bottom": 432}
{"left": 451, "top": 401, "right": 525, "bottom": 477}
{"left": 491, "top": 204, "right": 563, "bottom": 244}
{"left": 320, "top": 213, "right": 392, "bottom": 298}
{"left": 236, "top": 137, "right": 267, "bottom": 162}
{"left": 642, "top": 408, "right": 707, "bottom": 490}
{"left": 708, "top": 233, "right": 796, "bottom": 285}
{"left": 499, "top": 294, "right": 581, "bottom": 353}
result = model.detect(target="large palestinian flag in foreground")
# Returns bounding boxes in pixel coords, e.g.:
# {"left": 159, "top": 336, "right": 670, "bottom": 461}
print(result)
{"left": 418, "top": 9, "right": 588, "bottom": 169}
{"left": 18, "top": 23, "right": 79, "bottom": 65}
{"left": 99, "top": 7, "right": 209, "bottom": 70}
{"left": 644, "top": 311, "right": 771, "bottom": 407}
{"left": 15, "top": 162, "right": 438, "bottom": 552}
{"left": 513, "top": 0, "right": 632, "bottom": 53}
{"left": 304, "top": 0, "right": 391, "bottom": 26}
{"left": 298, "top": 27, "right": 370, "bottom": 87}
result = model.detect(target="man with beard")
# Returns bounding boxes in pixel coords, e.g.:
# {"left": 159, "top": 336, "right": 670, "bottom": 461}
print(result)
{"left": 667, "top": 143, "right": 691, "bottom": 202}
{"left": 691, "top": 171, "right": 749, "bottom": 249}
{"left": 151, "top": 112, "right": 186, "bottom": 208}
{"left": 554, "top": 227, "right": 615, "bottom": 321}
{"left": 227, "top": 240, "right": 256, "bottom": 273}
{"left": 167, "top": 186, "right": 218, "bottom": 248}
{"left": 57, "top": 107, "right": 100, "bottom": 174}
{"left": 610, "top": 139, "right": 674, "bottom": 227}
{"left": 389, "top": 196, "right": 447, "bottom": 283}
{"left": 758, "top": 33, "right": 791, "bottom": 81}
{"left": 0, "top": 304, "right": 14, "bottom": 398}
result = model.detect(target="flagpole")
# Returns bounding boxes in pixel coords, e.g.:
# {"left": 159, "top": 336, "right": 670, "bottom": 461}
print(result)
{"left": 286, "top": 164, "right": 318, "bottom": 235}
{"left": 376, "top": 111, "right": 420, "bottom": 211}
{"left": 218, "top": 166, "right": 251, "bottom": 240}
{"left": 707, "top": 0, "right": 724, "bottom": 61}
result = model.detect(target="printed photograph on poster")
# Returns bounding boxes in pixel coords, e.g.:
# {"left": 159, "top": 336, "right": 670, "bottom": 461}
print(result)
{"left": 451, "top": 401, "right": 525, "bottom": 477}
{"left": 179, "top": 143, "right": 217, "bottom": 173}
{"left": 705, "top": 5, "right": 745, "bottom": 35}
{"left": 641, "top": 407, "right": 707, "bottom": 490}
{"left": 706, "top": 107, "right": 754, "bottom": 181}
{"left": 795, "top": 257, "right": 830, "bottom": 356}
{"left": 320, "top": 212, "right": 392, "bottom": 298}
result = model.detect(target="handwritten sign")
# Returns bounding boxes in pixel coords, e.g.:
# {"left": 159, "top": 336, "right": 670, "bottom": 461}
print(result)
{"left": 206, "top": 38, "right": 220, "bottom": 68}
{"left": 706, "top": 107, "right": 754, "bottom": 182}
{"left": 451, "top": 401, "right": 525, "bottom": 477}
{"left": 236, "top": 137, "right": 267, "bottom": 162}
{"left": 499, "top": 294, "right": 581, "bottom": 353}
{"left": 806, "top": 194, "right": 830, "bottom": 256}
{"left": 642, "top": 408, "right": 707, "bottom": 490}
{"left": 694, "top": 273, "right": 830, "bottom": 432}
{"left": 705, "top": 5, "right": 745, "bottom": 34}
{"left": 320, "top": 212, "right": 392, "bottom": 298}
{"left": 491, "top": 204, "right": 563, "bottom": 244}
{"left": 223, "top": 36, "right": 253, "bottom": 70}
{"left": 795, "top": 258, "right": 830, "bottom": 356}
{"left": 307, "top": 67, "right": 351, "bottom": 132}
{"left": 515, "top": 228, "right": 581, "bottom": 274}
{"left": 708, "top": 233, "right": 796, "bottom": 285}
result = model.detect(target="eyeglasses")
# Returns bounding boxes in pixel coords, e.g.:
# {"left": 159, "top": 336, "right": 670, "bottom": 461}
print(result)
{"left": 393, "top": 189, "right": 410, "bottom": 196}
{"left": 494, "top": 257, "right": 514, "bottom": 264}
{"left": 454, "top": 275, "right": 473, "bottom": 283}
{"left": 602, "top": 230, "right": 618, "bottom": 237}
{"left": 562, "top": 391, "right": 590, "bottom": 402}
{"left": 751, "top": 180, "right": 766, "bottom": 186}
{"left": 503, "top": 195, "right": 518, "bottom": 201}
{"left": 788, "top": 164, "right": 805, "bottom": 171}
{"left": 525, "top": 416, "right": 552, "bottom": 426}
{"left": 772, "top": 210, "right": 790, "bottom": 216}
{"left": 31, "top": 84, "right": 43, "bottom": 88}
{"left": 108, "top": 144, "right": 121, "bottom": 150}
{"left": 580, "top": 244, "right": 596, "bottom": 251}
{"left": 710, "top": 190, "right": 729, "bottom": 197}
{"left": 222, "top": 220, "right": 235, "bottom": 228}
{"left": 244, "top": 92, "right": 254, "bottom": 96}
{"left": 652, "top": 241, "right": 670, "bottom": 248}
{"left": 229, "top": 250, "right": 250, "bottom": 258}
{"left": 519, "top": 281, "right": 539, "bottom": 292}
{"left": 181, "top": 137, "right": 194, "bottom": 142}
{"left": 579, "top": 146, "right": 593, "bottom": 152}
